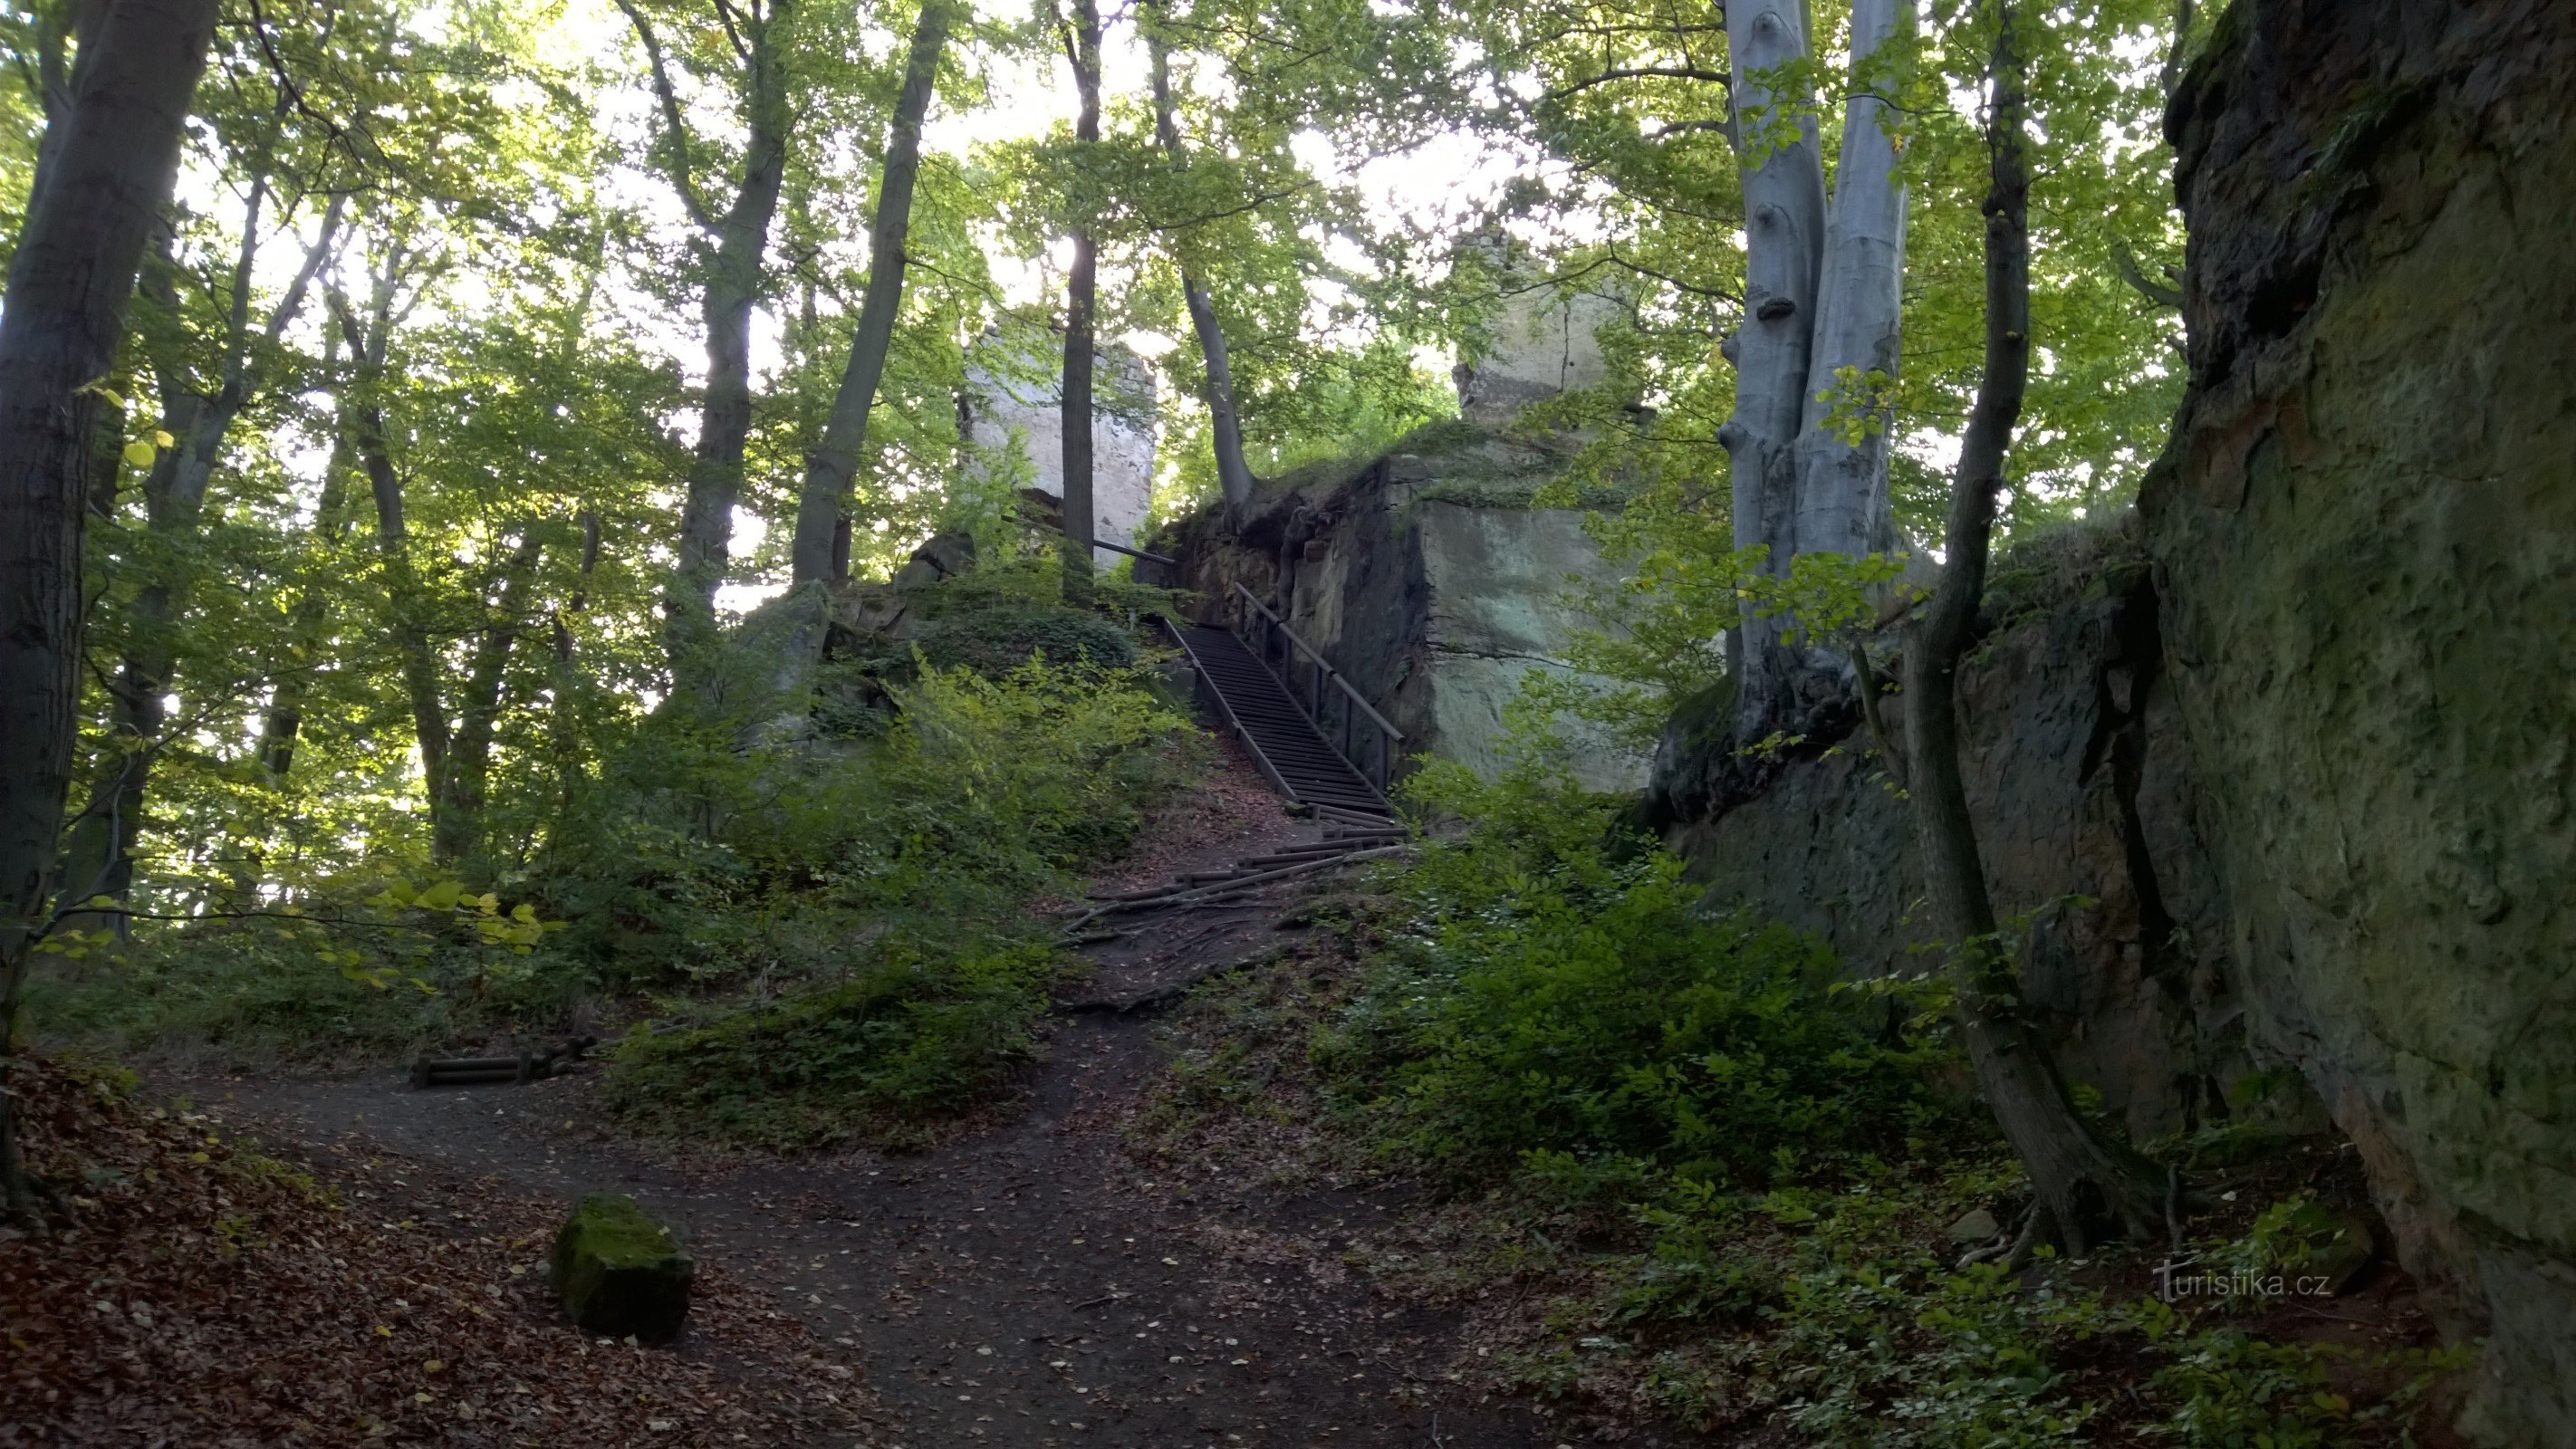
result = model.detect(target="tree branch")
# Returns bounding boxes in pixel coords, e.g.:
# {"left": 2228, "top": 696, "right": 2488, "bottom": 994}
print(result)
{"left": 1543, "top": 64, "right": 1732, "bottom": 103}
{"left": 613, "top": 0, "right": 718, "bottom": 233}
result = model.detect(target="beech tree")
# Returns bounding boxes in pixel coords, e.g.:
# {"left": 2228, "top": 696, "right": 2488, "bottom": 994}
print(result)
{"left": 784, "top": 0, "right": 961, "bottom": 590}
{"left": 615, "top": 0, "right": 801, "bottom": 688}
{"left": 1722, "top": 0, "right": 1913, "bottom": 743}
{"left": 1056, "top": 0, "right": 1104, "bottom": 602}
{"left": 1143, "top": 4, "right": 1254, "bottom": 509}
{"left": 0, "top": 0, "right": 220, "bottom": 1226}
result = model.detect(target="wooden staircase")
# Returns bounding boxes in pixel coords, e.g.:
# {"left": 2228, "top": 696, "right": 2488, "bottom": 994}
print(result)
{"left": 1167, "top": 622, "right": 1395, "bottom": 819}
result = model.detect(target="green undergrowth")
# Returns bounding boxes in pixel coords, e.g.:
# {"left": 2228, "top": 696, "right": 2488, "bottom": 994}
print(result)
{"left": 601, "top": 941, "right": 1067, "bottom": 1151}
{"left": 1139, "top": 744, "right": 2465, "bottom": 1446}
{"left": 41, "top": 640, "right": 1198, "bottom": 1148}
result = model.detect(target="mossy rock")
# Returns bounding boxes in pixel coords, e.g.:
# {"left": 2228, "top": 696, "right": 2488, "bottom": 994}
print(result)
{"left": 911, "top": 605, "right": 1137, "bottom": 676}
{"left": 552, "top": 1193, "right": 692, "bottom": 1343}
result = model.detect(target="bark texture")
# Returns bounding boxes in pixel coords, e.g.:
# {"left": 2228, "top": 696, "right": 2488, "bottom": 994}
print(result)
{"left": 1717, "top": 0, "right": 1917, "bottom": 759}
{"left": 2149, "top": 1, "right": 2576, "bottom": 1438}
{"left": 0, "top": 0, "right": 220, "bottom": 1224}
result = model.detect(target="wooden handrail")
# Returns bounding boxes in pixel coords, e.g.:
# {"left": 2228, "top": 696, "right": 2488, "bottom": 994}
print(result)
{"left": 1226, "top": 582, "right": 1405, "bottom": 744}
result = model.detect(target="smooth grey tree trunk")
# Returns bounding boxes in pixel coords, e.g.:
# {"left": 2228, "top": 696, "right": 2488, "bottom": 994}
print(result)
{"left": 1145, "top": 15, "right": 1254, "bottom": 509}
{"left": 1720, "top": 0, "right": 1916, "bottom": 744}
{"left": 1900, "top": 6, "right": 2169, "bottom": 1254}
{"left": 0, "top": 0, "right": 220, "bottom": 1228}
{"left": 1059, "top": 0, "right": 1103, "bottom": 603}
{"left": 1719, "top": 0, "right": 1829, "bottom": 734}
{"left": 786, "top": 0, "right": 956, "bottom": 586}
{"left": 1793, "top": 0, "right": 1909, "bottom": 562}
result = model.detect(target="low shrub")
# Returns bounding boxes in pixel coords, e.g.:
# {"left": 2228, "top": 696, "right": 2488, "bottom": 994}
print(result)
{"left": 1318, "top": 752, "right": 1945, "bottom": 1195}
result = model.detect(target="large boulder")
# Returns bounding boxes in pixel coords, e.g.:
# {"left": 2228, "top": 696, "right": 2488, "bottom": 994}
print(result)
{"left": 552, "top": 1194, "right": 692, "bottom": 1343}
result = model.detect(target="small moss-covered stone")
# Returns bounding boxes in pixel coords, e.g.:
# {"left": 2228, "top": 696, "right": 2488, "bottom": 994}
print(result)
{"left": 552, "top": 1194, "right": 692, "bottom": 1343}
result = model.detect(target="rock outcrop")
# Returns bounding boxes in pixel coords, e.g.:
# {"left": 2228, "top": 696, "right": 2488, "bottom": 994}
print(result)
{"left": 1660, "top": 515, "right": 2268, "bottom": 1144}
{"left": 962, "top": 331, "right": 1157, "bottom": 567}
{"left": 1652, "top": 4, "right": 2576, "bottom": 1437}
{"left": 1157, "top": 423, "right": 1648, "bottom": 792}
{"left": 2148, "top": 2, "right": 2576, "bottom": 1439}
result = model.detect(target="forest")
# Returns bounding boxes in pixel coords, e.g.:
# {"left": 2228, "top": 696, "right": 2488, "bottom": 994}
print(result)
{"left": 3, "top": 0, "right": 2571, "bottom": 1445}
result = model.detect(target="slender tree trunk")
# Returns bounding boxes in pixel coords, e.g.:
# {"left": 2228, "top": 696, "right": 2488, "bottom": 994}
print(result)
{"left": 0, "top": 0, "right": 220, "bottom": 1229}
{"left": 1900, "top": 5, "right": 2169, "bottom": 1254}
{"left": 1145, "top": 14, "right": 1254, "bottom": 509}
{"left": 550, "top": 510, "right": 601, "bottom": 815}
{"left": 437, "top": 526, "right": 542, "bottom": 878}
{"left": 786, "top": 0, "right": 956, "bottom": 586}
{"left": 346, "top": 358, "right": 455, "bottom": 859}
{"left": 59, "top": 184, "right": 340, "bottom": 926}
{"left": 1718, "top": 0, "right": 1829, "bottom": 736}
{"left": 1059, "top": 0, "right": 1104, "bottom": 603}
{"left": 641, "top": 2, "right": 797, "bottom": 692}
{"left": 256, "top": 421, "right": 357, "bottom": 782}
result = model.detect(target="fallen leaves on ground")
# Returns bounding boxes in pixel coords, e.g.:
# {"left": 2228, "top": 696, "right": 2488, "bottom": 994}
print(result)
{"left": 1, "top": 1056, "right": 884, "bottom": 1447}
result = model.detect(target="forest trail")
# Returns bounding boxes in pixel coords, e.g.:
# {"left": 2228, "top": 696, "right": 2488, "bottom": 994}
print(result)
{"left": 181, "top": 743, "right": 1554, "bottom": 1449}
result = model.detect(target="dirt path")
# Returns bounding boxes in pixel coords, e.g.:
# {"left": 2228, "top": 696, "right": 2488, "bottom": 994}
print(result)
{"left": 187, "top": 750, "right": 1552, "bottom": 1449}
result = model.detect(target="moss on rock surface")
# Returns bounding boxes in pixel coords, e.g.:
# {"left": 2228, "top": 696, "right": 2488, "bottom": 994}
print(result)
{"left": 552, "top": 1194, "right": 693, "bottom": 1343}
{"left": 2150, "top": 3, "right": 2576, "bottom": 1441}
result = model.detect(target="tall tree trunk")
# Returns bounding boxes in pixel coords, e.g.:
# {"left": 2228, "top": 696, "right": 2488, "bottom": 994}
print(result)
{"left": 786, "top": 0, "right": 956, "bottom": 586}
{"left": 1718, "top": 0, "right": 1829, "bottom": 735}
{"left": 628, "top": 0, "right": 798, "bottom": 692}
{"left": 344, "top": 341, "right": 455, "bottom": 862}
{"left": 0, "top": 0, "right": 220, "bottom": 1229}
{"left": 550, "top": 510, "right": 601, "bottom": 816}
{"left": 1793, "top": 0, "right": 1909, "bottom": 563}
{"left": 1058, "top": 0, "right": 1103, "bottom": 604}
{"left": 437, "top": 526, "right": 543, "bottom": 878}
{"left": 255, "top": 414, "right": 358, "bottom": 782}
{"left": 1901, "top": 5, "right": 2169, "bottom": 1255}
{"left": 1144, "top": 13, "right": 1254, "bottom": 509}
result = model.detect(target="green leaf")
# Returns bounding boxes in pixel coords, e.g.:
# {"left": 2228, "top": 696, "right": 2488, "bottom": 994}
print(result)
{"left": 121, "top": 440, "right": 157, "bottom": 467}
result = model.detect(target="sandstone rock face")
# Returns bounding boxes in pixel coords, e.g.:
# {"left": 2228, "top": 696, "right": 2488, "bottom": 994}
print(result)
{"left": 1455, "top": 284, "right": 1623, "bottom": 427}
{"left": 2149, "top": 3, "right": 2576, "bottom": 1439}
{"left": 1665, "top": 520, "right": 2266, "bottom": 1144}
{"left": 1158, "top": 425, "right": 1647, "bottom": 792}
{"left": 553, "top": 1194, "right": 692, "bottom": 1344}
